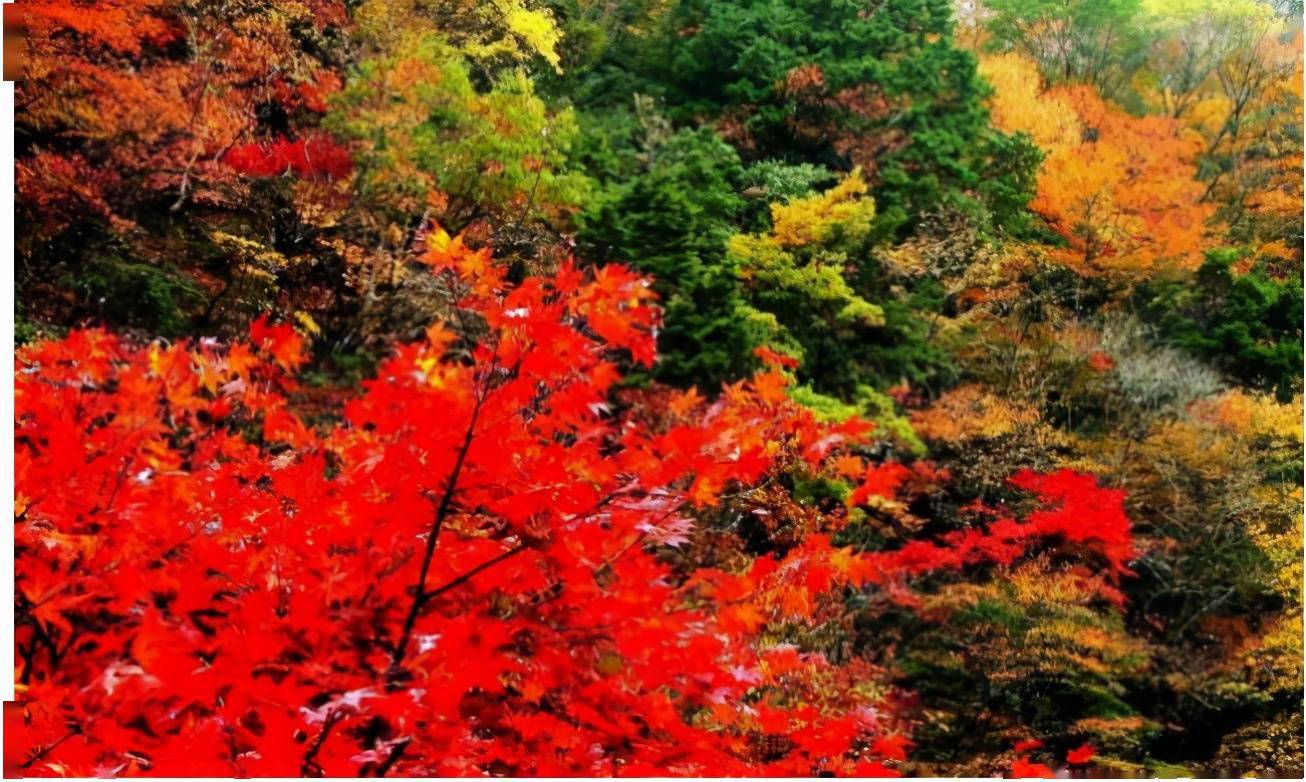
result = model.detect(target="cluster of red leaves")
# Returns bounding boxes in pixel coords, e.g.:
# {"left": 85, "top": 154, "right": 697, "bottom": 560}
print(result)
{"left": 10, "top": 243, "right": 900, "bottom": 775}
{"left": 10, "top": 235, "right": 1136, "bottom": 776}
{"left": 860, "top": 467, "right": 1134, "bottom": 591}
{"left": 1008, "top": 740, "right": 1096, "bottom": 778}
{"left": 705, "top": 463, "right": 1137, "bottom": 624}
{"left": 224, "top": 134, "right": 354, "bottom": 181}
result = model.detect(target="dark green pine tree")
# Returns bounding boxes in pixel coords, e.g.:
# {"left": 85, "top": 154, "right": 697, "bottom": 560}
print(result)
{"left": 650, "top": 0, "right": 1039, "bottom": 236}
{"left": 1137, "top": 248, "right": 1304, "bottom": 401}
{"left": 577, "top": 128, "right": 770, "bottom": 388}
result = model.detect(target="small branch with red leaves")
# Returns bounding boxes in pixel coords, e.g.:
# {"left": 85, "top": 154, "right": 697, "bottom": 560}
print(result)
{"left": 387, "top": 380, "right": 488, "bottom": 681}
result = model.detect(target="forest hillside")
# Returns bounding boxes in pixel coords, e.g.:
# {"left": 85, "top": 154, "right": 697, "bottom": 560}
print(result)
{"left": 8, "top": 0, "right": 1305, "bottom": 777}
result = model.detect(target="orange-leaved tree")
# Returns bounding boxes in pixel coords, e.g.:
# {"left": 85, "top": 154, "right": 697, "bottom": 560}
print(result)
{"left": 980, "top": 52, "right": 1215, "bottom": 277}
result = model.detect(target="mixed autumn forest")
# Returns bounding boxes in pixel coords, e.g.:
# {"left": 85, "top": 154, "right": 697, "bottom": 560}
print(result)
{"left": 7, "top": 0, "right": 1305, "bottom": 777}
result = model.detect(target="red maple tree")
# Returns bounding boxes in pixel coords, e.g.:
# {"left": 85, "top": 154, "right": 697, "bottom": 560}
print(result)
{"left": 10, "top": 237, "right": 1135, "bottom": 776}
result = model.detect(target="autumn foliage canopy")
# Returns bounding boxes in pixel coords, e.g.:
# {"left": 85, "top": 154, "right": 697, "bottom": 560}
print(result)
{"left": 8, "top": 0, "right": 1301, "bottom": 777}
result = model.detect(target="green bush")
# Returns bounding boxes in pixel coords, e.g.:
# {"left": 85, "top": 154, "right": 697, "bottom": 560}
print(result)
{"left": 1136, "top": 248, "right": 1303, "bottom": 400}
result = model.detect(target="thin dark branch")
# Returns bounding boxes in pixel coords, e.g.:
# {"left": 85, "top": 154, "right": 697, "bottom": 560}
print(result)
{"left": 387, "top": 379, "right": 489, "bottom": 677}
{"left": 413, "top": 488, "right": 624, "bottom": 607}
{"left": 374, "top": 739, "right": 411, "bottom": 777}
{"left": 301, "top": 710, "right": 343, "bottom": 777}
{"left": 419, "top": 543, "right": 529, "bottom": 603}
{"left": 22, "top": 727, "right": 81, "bottom": 770}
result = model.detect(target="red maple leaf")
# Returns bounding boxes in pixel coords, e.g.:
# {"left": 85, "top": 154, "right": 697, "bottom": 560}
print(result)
{"left": 1066, "top": 742, "right": 1096, "bottom": 765}
{"left": 1010, "top": 756, "right": 1057, "bottom": 778}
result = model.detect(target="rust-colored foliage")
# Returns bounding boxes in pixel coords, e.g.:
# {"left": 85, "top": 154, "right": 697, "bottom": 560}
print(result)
{"left": 15, "top": 0, "right": 348, "bottom": 236}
